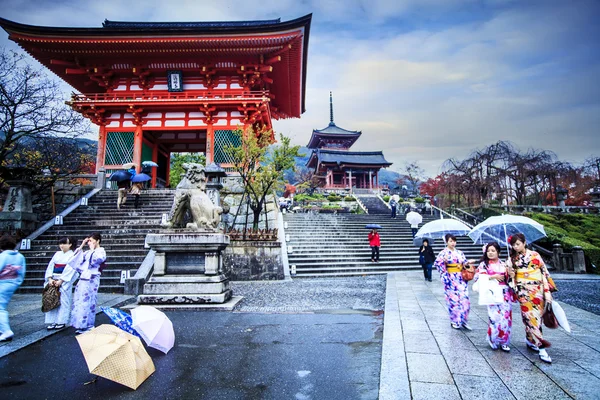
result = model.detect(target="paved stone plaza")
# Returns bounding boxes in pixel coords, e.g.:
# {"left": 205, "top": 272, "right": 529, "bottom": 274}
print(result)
{"left": 380, "top": 272, "right": 600, "bottom": 400}
{"left": 2, "top": 273, "right": 600, "bottom": 399}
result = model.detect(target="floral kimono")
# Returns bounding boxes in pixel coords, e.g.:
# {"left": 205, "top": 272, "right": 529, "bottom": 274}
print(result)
{"left": 434, "top": 247, "right": 470, "bottom": 326}
{"left": 68, "top": 247, "right": 106, "bottom": 330}
{"left": 44, "top": 250, "right": 77, "bottom": 326}
{"left": 477, "top": 260, "right": 515, "bottom": 347}
{"left": 507, "top": 249, "right": 556, "bottom": 349}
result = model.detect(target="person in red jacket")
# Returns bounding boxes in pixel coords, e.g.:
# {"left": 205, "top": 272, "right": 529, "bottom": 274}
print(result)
{"left": 368, "top": 229, "right": 381, "bottom": 263}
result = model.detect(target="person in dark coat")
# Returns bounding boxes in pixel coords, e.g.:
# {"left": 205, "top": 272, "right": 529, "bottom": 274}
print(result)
{"left": 418, "top": 238, "right": 436, "bottom": 282}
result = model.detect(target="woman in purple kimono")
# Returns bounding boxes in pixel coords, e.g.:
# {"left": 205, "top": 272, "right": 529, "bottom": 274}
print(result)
{"left": 68, "top": 232, "right": 106, "bottom": 334}
{"left": 434, "top": 234, "right": 473, "bottom": 330}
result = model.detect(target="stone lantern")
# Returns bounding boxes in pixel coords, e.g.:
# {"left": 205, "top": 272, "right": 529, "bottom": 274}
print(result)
{"left": 555, "top": 185, "right": 568, "bottom": 207}
{"left": 0, "top": 165, "right": 38, "bottom": 233}
{"left": 204, "top": 162, "right": 227, "bottom": 206}
{"left": 590, "top": 186, "right": 600, "bottom": 208}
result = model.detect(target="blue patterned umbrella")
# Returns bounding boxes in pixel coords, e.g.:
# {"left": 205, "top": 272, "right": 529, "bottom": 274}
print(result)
{"left": 101, "top": 307, "right": 141, "bottom": 338}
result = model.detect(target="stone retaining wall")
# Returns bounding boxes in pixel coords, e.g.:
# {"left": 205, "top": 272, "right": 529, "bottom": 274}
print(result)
{"left": 223, "top": 241, "right": 284, "bottom": 281}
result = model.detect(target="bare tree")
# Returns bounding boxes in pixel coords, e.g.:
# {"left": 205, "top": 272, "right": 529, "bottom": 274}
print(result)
{"left": 0, "top": 49, "right": 90, "bottom": 183}
{"left": 402, "top": 161, "right": 425, "bottom": 194}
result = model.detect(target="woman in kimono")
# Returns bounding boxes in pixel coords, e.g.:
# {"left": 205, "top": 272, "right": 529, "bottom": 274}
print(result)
{"left": 69, "top": 232, "right": 106, "bottom": 334}
{"left": 434, "top": 234, "right": 474, "bottom": 330}
{"left": 506, "top": 233, "right": 555, "bottom": 363}
{"left": 476, "top": 242, "right": 514, "bottom": 352}
{"left": 0, "top": 235, "right": 26, "bottom": 342}
{"left": 44, "top": 237, "right": 78, "bottom": 330}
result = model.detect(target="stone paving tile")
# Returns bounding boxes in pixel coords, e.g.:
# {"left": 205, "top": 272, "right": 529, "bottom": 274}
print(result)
{"left": 410, "top": 382, "right": 461, "bottom": 400}
{"left": 403, "top": 331, "right": 441, "bottom": 355}
{"left": 453, "top": 374, "right": 516, "bottom": 400}
{"left": 406, "top": 352, "right": 454, "bottom": 384}
{"left": 440, "top": 348, "right": 497, "bottom": 377}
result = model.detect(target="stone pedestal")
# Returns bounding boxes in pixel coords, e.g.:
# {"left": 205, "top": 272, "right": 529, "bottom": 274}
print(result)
{"left": 138, "top": 231, "right": 235, "bottom": 305}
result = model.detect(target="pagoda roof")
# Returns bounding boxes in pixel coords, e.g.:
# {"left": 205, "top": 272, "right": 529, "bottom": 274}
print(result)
{"left": 306, "top": 149, "right": 392, "bottom": 169}
{"left": 0, "top": 14, "right": 312, "bottom": 118}
{"left": 306, "top": 92, "right": 361, "bottom": 148}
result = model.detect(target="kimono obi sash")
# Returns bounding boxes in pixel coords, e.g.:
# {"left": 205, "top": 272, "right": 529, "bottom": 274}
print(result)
{"left": 0, "top": 265, "right": 20, "bottom": 280}
{"left": 516, "top": 266, "right": 542, "bottom": 282}
{"left": 446, "top": 263, "right": 462, "bottom": 273}
{"left": 53, "top": 263, "right": 66, "bottom": 274}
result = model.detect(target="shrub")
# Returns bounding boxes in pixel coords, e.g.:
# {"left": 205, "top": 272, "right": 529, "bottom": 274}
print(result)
{"left": 383, "top": 195, "right": 390, "bottom": 202}
{"left": 344, "top": 196, "right": 355, "bottom": 201}
{"left": 327, "top": 194, "right": 341, "bottom": 202}
{"left": 322, "top": 203, "right": 342, "bottom": 209}
{"left": 414, "top": 197, "right": 425, "bottom": 203}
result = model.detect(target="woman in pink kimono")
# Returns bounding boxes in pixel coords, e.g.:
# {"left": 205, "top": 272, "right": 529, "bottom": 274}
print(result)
{"left": 506, "top": 233, "right": 555, "bottom": 364}
{"left": 68, "top": 232, "right": 106, "bottom": 334}
{"left": 476, "top": 242, "right": 514, "bottom": 352}
{"left": 434, "top": 234, "right": 474, "bottom": 330}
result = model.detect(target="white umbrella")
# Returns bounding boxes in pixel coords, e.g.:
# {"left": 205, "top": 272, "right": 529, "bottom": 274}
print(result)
{"left": 415, "top": 218, "right": 471, "bottom": 240}
{"left": 406, "top": 211, "right": 423, "bottom": 226}
{"left": 131, "top": 305, "right": 175, "bottom": 354}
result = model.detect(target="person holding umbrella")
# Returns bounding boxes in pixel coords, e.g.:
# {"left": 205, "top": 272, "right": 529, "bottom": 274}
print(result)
{"left": 418, "top": 238, "right": 435, "bottom": 282}
{"left": 434, "top": 234, "right": 474, "bottom": 330}
{"left": 476, "top": 242, "right": 514, "bottom": 352}
{"left": 368, "top": 227, "right": 381, "bottom": 263}
{"left": 406, "top": 209, "right": 423, "bottom": 238}
{"left": 506, "top": 233, "right": 556, "bottom": 363}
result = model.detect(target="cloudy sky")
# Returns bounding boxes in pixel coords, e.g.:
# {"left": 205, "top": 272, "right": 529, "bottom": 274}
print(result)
{"left": 1, "top": 0, "right": 599, "bottom": 176}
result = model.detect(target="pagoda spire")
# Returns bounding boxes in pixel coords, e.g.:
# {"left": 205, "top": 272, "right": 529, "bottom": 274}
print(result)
{"left": 329, "top": 91, "right": 335, "bottom": 126}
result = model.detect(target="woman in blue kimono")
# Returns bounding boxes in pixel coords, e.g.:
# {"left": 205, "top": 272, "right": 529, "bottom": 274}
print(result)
{"left": 0, "top": 234, "right": 26, "bottom": 342}
{"left": 68, "top": 232, "right": 106, "bottom": 334}
{"left": 44, "top": 237, "right": 78, "bottom": 330}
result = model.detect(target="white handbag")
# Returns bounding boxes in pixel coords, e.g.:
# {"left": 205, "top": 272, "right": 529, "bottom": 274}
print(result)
{"left": 478, "top": 275, "right": 504, "bottom": 305}
{"left": 552, "top": 301, "right": 571, "bottom": 333}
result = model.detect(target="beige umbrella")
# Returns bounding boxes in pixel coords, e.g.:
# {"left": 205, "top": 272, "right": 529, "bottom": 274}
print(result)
{"left": 76, "top": 324, "right": 155, "bottom": 390}
{"left": 122, "top": 162, "right": 136, "bottom": 170}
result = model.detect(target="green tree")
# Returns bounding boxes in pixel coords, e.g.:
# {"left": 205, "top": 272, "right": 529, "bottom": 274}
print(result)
{"left": 225, "top": 127, "right": 301, "bottom": 229}
{"left": 169, "top": 153, "right": 206, "bottom": 187}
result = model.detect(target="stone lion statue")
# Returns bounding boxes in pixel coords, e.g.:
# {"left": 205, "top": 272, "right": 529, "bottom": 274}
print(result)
{"left": 162, "top": 163, "right": 223, "bottom": 231}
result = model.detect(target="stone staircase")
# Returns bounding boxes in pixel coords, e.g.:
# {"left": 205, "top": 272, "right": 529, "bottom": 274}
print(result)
{"left": 355, "top": 194, "right": 389, "bottom": 214}
{"left": 285, "top": 213, "right": 484, "bottom": 277}
{"left": 18, "top": 189, "right": 174, "bottom": 293}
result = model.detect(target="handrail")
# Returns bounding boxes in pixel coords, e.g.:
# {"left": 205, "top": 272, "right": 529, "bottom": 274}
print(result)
{"left": 430, "top": 205, "right": 474, "bottom": 228}
{"left": 18, "top": 187, "right": 102, "bottom": 249}
{"left": 352, "top": 194, "right": 368, "bottom": 214}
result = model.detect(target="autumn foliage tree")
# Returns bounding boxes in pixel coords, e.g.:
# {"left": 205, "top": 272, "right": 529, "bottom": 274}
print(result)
{"left": 225, "top": 126, "right": 302, "bottom": 229}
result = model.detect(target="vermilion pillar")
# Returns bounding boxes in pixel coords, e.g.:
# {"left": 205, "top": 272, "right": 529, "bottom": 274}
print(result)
{"left": 96, "top": 125, "right": 107, "bottom": 173}
{"left": 152, "top": 142, "right": 158, "bottom": 188}
{"left": 132, "top": 125, "right": 143, "bottom": 172}
{"left": 206, "top": 125, "right": 214, "bottom": 163}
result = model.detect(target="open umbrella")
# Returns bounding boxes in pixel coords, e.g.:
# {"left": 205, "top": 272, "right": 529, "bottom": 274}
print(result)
{"left": 122, "top": 162, "right": 136, "bottom": 169}
{"left": 468, "top": 215, "right": 546, "bottom": 247}
{"left": 131, "top": 173, "right": 151, "bottom": 183}
{"left": 131, "top": 305, "right": 175, "bottom": 354}
{"left": 142, "top": 161, "right": 159, "bottom": 167}
{"left": 406, "top": 211, "right": 423, "bottom": 226}
{"left": 365, "top": 224, "right": 383, "bottom": 230}
{"left": 101, "top": 307, "right": 141, "bottom": 338}
{"left": 413, "top": 237, "right": 435, "bottom": 247}
{"left": 76, "top": 324, "right": 155, "bottom": 390}
{"left": 415, "top": 217, "right": 471, "bottom": 240}
{"left": 109, "top": 170, "right": 133, "bottom": 182}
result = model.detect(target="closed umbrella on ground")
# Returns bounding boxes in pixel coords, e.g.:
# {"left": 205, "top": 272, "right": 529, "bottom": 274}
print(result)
{"left": 101, "top": 307, "right": 141, "bottom": 338}
{"left": 76, "top": 324, "right": 155, "bottom": 390}
{"left": 131, "top": 306, "right": 175, "bottom": 354}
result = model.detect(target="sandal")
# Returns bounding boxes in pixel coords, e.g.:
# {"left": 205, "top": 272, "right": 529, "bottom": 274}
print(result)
{"left": 46, "top": 324, "right": 57, "bottom": 331}
{"left": 54, "top": 324, "right": 66, "bottom": 330}
{"left": 501, "top": 345, "right": 511, "bottom": 352}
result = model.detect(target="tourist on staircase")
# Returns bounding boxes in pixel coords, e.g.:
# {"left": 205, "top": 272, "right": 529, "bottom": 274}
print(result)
{"left": 0, "top": 235, "right": 26, "bottom": 342}
{"left": 434, "top": 234, "right": 474, "bottom": 330}
{"left": 390, "top": 197, "right": 398, "bottom": 219}
{"left": 68, "top": 233, "right": 107, "bottom": 334}
{"left": 368, "top": 228, "right": 381, "bottom": 263}
{"left": 130, "top": 182, "right": 143, "bottom": 209}
{"left": 117, "top": 179, "right": 130, "bottom": 210}
{"left": 506, "top": 233, "right": 556, "bottom": 364}
{"left": 476, "top": 242, "right": 514, "bottom": 352}
{"left": 418, "top": 239, "right": 435, "bottom": 282}
{"left": 44, "top": 237, "right": 78, "bottom": 331}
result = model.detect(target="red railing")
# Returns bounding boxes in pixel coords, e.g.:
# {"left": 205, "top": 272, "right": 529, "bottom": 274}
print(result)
{"left": 68, "top": 90, "right": 270, "bottom": 104}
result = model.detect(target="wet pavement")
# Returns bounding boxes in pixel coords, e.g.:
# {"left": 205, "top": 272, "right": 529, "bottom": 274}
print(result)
{"left": 2, "top": 273, "right": 600, "bottom": 399}
{"left": 0, "top": 311, "right": 383, "bottom": 399}
{"left": 380, "top": 271, "right": 600, "bottom": 400}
